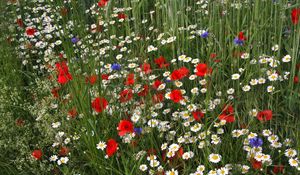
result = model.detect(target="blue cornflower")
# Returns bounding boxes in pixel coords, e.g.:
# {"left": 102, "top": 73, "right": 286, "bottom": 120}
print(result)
{"left": 234, "top": 32, "right": 246, "bottom": 46}
{"left": 111, "top": 63, "right": 121, "bottom": 71}
{"left": 134, "top": 127, "right": 142, "bottom": 135}
{"left": 233, "top": 37, "right": 244, "bottom": 46}
{"left": 71, "top": 37, "right": 79, "bottom": 44}
{"left": 249, "top": 137, "right": 263, "bottom": 148}
{"left": 164, "top": 78, "right": 171, "bottom": 83}
{"left": 200, "top": 31, "right": 209, "bottom": 38}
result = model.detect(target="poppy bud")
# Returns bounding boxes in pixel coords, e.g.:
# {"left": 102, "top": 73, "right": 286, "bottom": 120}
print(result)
{"left": 32, "top": 149, "right": 42, "bottom": 160}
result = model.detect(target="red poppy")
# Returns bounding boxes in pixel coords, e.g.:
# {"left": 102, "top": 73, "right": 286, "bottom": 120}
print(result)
{"left": 51, "top": 87, "right": 60, "bottom": 98}
{"left": 125, "top": 73, "right": 135, "bottom": 86}
{"left": 210, "top": 53, "right": 217, "bottom": 59}
{"left": 219, "top": 113, "right": 235, "bottom": 123}
{"left": 59, "top": 146, "right": 70, "bottom": 156}
{"left": 272, "top": 164, "right": 284, "bottom": 174}
{"left": 176, "top": 147, "right": 184, "bottom": 158}
{"left": 117, "top": 13, "right": 127, "bottom": 19}
{"left": 291, "top": 8, "right": 300, "bottom": 25}
{"left": 170, "top": 89, "right": 183, "bottom": 103}
{"left": 195, "top": 63, "right": 210, "bottom": 77}
{"left": 141, "top": 63, "right": 152, "bottom": 74}
{"left": 218, "top": 105, "right": 235, "bottom": 123}
{"left": 15, "top": 118, "right": 25, "bottom": 127}
{"left": 16, "top": 18, "right": 23, "bottom": 27}
{"left": 60, "top": 7, "right": 68, "bottom": 16}
{"left": 162, "top": 151, "right": 167, "bottom": 162}
{"left": 32, "top": 149, "right": 42, "bottom": 160}
{"left": 57, "top": 73, "right": 72, "bottom": 84}
{"left": 58, "top": 53, "right": 64, "bottom": 59}
{"left": 98, "top": 0, "right": 109, "bottom": 7}
{"left": 152, "top": 93, "right": 164, "bottom": 103}
{"left": 251, "top": 159, "right": 262, "bottom": 170}
{"left": 210, "top": 53, "right": 221, "bottom": 63}
{"left": 192, "top": 110, "right": 204, "bottom": 121}
{"left": 223, "top": 104, "right": 234, "bottom": 113}
{"left": 26, "top": 27, "right": 36, "bottom": 36}
{"left": 138, "top": 85, "right": 149, "bottom": 97}
{"left": 152, "top": 79, "right": 162, "bottom": 89}
{"left": 294, "top": 76, "right": 299, "bottom": 84}
{"left": 55, "top": 61, "right": 69, "bottom": 73}
{"left": 170, "top": 67, "right": 190, "bottom": 80}
{"left": 119, "top": 89, "right": 133, "bottom": 102}
{"left": 147, "top": 148, "right": 157, "bottom": 156}
{"left": 91, "top": 97, "right": 108, "bottom": 113}
{"left": 117, "top": 120, "right": 134, "bottom": 136}
{"left": 86, "top": 75, "right": 97, "bottom": 85}
{"left": 55, "top": 61, "right": 72, "bottom": 84}
{"left": 155, "top": 56, "right": 170, "bottom": 68}
{"left": 101, "top": 74, "right": 109, "bottom": 80}
{"left": 68, "top": 108, "right": 77, "bottom": 118}
{"left": 106, "top": 139, "right": 118, "bottom": 157}
{"left": 257, "top": 110, "right": 272, "bottom": 121}
{"left": 238, "top": 31, "right": 246, "bottom": 40}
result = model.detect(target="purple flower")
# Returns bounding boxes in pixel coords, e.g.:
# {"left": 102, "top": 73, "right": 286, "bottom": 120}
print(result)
{"left": 234, "top": 37, "right": 244, "bottom": 46}
{"left": 71, "top": 37, "right": 79, "bottom": 44}
{"left": 134, "top": 127, "right": 142, "bottom": 135}
{"left": 249, "top": 137, "right": 263, "bottom": 148}
{"left": 111, "top": 63, "right": 121, "bottom": 71}
{"left": 200, "top": 31, "right": 209, "bottom": 38}
{"left": 164, "top": 78, "right": 171, "bottom": 83}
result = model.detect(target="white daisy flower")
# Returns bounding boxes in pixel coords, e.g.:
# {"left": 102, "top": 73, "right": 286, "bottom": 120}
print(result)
{"left": 178, "top": 55, "right": 186, "bottom": 61}
{"left": 268, "top": 73, "right": 278, "bottom": 81}
{"left": 139, "top": 164, "right": 148, "bottom": 171}
{"left": 258, "top": 78, "right": 266, "bottom": 84}
{"left": 289, "top": 158, "right": 299, "bottom": 167}
{"left": 271, "top": 44, "right": 279, "bottom": 51}
{"left": 147, "top": 45, "right": 157, "bottom": 52}
{"left": 169, "top": 143, "right": 180, "bottom": 152}
{"left": 166, "top": 169, "right": 178, "bottom": 175}
{"left": 149, "top": 160, "right": 160, "bottom": 167}
{"left": 197, "top": 165, "right": 205, "bottom": 172}
{"left": 267, "top": 85, "right": 275, "bottom": 93}
{"left": 52, "top": 122, "right": 61, "bottom": 128}
{"left": 249, "top": 79, "right": 258, "bottom": 86}
{"left": 241, "top": 52, "right": 249, "bottom": 59}
{"left": 217, "top": 167, "right": 229, "bottom": 175}
{"left": 208, "top": 169, "right": 217, "bottom": 175}
{"left": 96, "top": 141, "right": 107, "bottom": 150}
{"left": 285, "top": 149, "right": 297, "bottom": 158}
{"left": 209, "top": 153, "right": 222, "bottom": 163}
{"left": 49, "top": 155, "right": 58, "bottom": 162}
{"left": 282, "top": 55, "right": 291, "bottom": 63}
{"left": 231, "top": 73, "right": 240, "bottom": 80}
{"left": 227, "top": 88, "right": 235, "bottom": 94}
{"left": 57, "top": 157, "right": 69, "bottom": 165}
{"left": 242, "top": 85, "right": 251, "bottom": 92}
